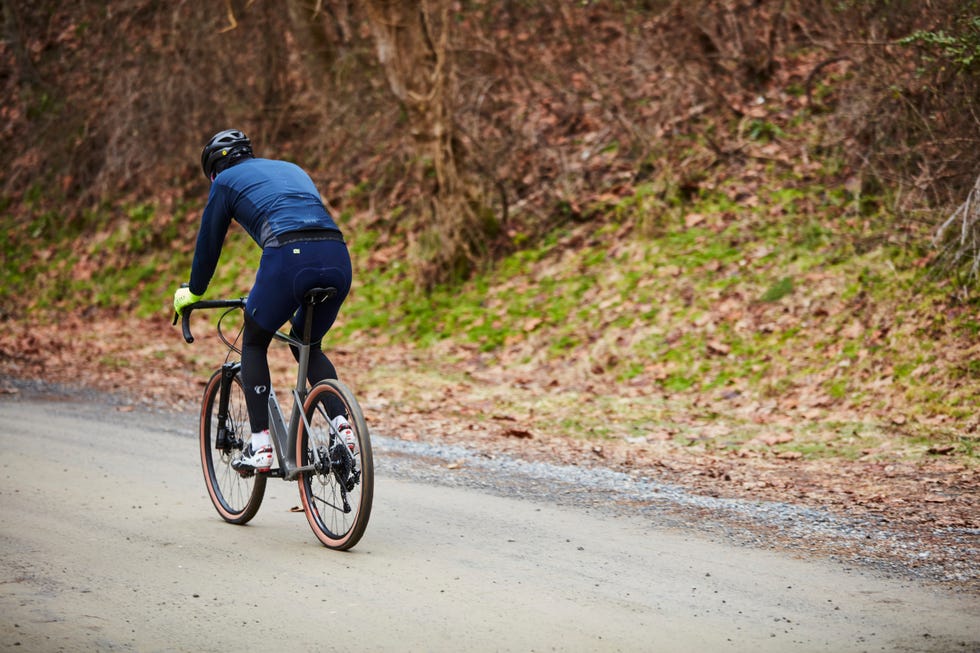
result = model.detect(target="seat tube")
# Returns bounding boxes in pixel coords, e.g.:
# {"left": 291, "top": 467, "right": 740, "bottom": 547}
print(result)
{"left": 295, "top": 340, "right": 312, "bottom": 400}
{"left": 295, "top": 300, "right": 317, "bottom": 400}
{"left": 286, "top": 301, "right": 316, "bottom": 461}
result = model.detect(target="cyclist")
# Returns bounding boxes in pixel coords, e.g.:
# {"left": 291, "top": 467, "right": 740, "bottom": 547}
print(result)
{"left": 174, "top": 128, "right": 354, "bottom": 472}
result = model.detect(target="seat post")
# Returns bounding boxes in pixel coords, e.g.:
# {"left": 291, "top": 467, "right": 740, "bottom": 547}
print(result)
{"left": 302, "top": 298, "right": 316, "bottom": 345}
{"left": 294, "top": 298, "right": 316, "bottom": 399}
{"left": 294, "top": 287, "right": 337, "bottom": 398}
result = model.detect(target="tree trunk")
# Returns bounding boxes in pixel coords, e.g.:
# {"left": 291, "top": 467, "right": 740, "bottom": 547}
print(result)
{"left": 2, "top": 0, "right": 42, "bottom": 86}
{"left": 364, "top": 0, "right": 489, "bottom": 286}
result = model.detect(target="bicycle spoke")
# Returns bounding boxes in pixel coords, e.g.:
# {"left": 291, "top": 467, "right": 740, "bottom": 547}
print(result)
{"left": 312, "top": 491, "right": 349, "bottom": 514}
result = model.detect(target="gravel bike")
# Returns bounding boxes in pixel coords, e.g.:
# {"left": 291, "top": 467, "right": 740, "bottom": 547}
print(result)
{"left": 175, "top": 287, "right": 373, "bottom": 550}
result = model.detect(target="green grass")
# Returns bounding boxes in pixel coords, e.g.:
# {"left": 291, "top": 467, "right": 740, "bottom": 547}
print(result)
{"left": 0, "top": 197, "right": 260, "bottom": 318}
{"left": 4, "top": 173, "right": 979, "bottom": 464}
{"left": 328, "top": 180, "right": 978, "bottom": 462}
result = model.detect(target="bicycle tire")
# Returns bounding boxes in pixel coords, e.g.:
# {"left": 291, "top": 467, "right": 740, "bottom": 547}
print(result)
{"left": 297, "top": 379, "right": 374, "bottom": 550}
{"left": 200, "top": 368, "right": 266, "bottom": 524}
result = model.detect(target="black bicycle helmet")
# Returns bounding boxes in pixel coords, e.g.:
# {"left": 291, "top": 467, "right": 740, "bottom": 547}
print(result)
{"left": 201, "top": 129, "right": 253, "bottom": 180}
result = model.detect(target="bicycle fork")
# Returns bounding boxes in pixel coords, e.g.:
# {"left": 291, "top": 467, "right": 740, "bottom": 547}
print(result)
{"left": 215, "top": 362, "right": 243, "bottom": 453}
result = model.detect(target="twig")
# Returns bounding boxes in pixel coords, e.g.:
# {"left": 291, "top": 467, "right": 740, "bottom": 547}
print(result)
{"left": 219, "top": 0, "right": 238, "bottom": 33}
{"left": 805, "top": 56, "right": 854, "bottom": 107}
{"left": 934, "top": 174, "right": 980, "bottom": 280}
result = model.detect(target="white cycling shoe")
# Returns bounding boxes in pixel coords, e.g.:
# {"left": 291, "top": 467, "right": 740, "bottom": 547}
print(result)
{"left": 232, "top": 443, "right": 274, "bottom": 472}
{"left": 331, "top": 415, "right": 357, "bottom": 454}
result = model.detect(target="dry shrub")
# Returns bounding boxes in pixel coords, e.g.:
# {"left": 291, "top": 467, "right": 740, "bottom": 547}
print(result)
{"left": 1, "top": 1, "right": 387, "bottom": 215}
{"left": 3, "top": 0, "right": 979, "bottom": 285}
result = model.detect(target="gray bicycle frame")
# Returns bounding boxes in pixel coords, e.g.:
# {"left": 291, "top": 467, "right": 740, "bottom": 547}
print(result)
{"left": 182, "top": 288, "right": 341, "bottom": 481}
{"left": 265, "top": 289, "right": 338, "bottom": 481}
{"left": 265, "top": 345, "right": 314, "bottom": 480}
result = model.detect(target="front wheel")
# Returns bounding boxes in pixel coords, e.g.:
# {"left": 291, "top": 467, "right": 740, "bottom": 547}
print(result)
{"left": 298, "top": 379, "right": 374, "bottom": 550}
{"left": 200, "top": 366, "right": 266, "bottom": 524}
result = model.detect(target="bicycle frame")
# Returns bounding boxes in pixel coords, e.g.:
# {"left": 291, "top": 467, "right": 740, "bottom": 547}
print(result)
{"left": 180, "top": 289, "right": 338, "bottom": 481}
{"left": 266, "top": 322, "right": 319, "bottom": 481}
{"left": 184, "top": 286, "right": 373, "bottom": 549}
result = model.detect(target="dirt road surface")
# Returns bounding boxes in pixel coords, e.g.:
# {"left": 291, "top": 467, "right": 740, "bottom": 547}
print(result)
{"left": 0, "top": 395, "right": 977, "bottom": 652}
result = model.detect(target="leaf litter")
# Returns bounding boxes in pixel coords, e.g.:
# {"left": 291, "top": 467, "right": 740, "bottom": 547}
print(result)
{"left": 1, "top": 309, "right": 977, "bottom": 591}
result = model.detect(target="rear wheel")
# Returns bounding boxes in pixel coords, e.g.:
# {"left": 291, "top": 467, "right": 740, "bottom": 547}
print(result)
{"left": 200, "top": 367, "right": 266, "bottom": 524}
{"left": 298, "top": 379, "right": 374, "bottom": 549}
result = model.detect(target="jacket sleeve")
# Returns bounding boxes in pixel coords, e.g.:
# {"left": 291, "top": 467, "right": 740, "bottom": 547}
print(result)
{"left": 188, "top": 184, "right": 233, "bottom": 296}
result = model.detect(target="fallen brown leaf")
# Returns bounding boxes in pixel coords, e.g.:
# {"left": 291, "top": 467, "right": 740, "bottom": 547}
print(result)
{"left": 707, "top": 340, "right": 731, "bottom": 355}
{"left": 685, "top": 213, "right": 705, "bottom": 228}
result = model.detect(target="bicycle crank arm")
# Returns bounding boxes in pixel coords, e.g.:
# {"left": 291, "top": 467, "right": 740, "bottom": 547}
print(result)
{"left": 280, "top": 464, "right": 317, "bottom": 481}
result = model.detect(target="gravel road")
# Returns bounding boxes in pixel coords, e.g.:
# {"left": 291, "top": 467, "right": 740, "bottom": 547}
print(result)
{"left": 0, "top": 390, "right": 977, "bottom": 652}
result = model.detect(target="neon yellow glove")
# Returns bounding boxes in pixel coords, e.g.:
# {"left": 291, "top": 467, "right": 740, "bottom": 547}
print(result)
{"left": 173, "top": 286, "right": 202, "bottom": 316}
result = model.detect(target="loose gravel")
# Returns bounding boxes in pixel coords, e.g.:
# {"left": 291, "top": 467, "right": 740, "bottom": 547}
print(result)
{"left": 375, "top": 434, "right": 980, "bottom": 592}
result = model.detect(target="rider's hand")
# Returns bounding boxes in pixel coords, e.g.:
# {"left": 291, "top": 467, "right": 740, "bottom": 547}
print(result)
{"left": 173, "top": 286, "right": 202, "bottom": 316}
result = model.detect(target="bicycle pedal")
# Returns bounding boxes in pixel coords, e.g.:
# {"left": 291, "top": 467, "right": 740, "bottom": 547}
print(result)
{"left": 232, "top": 460, "right": 270, "bottom": 477}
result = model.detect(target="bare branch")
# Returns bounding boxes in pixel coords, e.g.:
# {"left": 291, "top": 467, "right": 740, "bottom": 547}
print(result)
{"left": 934, "top": 174, "right": 980, "bottom": 280}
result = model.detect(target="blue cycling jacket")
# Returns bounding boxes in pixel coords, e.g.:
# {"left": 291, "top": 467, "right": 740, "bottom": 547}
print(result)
{"left": 188, "top": 157, "right": 341, "bottom": 295}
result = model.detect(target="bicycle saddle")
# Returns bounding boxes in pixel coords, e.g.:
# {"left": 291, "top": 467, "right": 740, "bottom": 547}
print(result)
{"left": 304, "top": 287, "right": 338, "bottom": 305}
